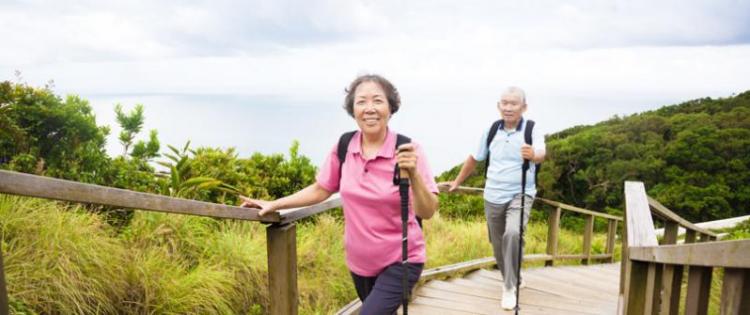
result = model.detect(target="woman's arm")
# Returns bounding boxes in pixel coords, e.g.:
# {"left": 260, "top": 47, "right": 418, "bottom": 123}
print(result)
{"left": 408, "top": 168, "right": 439, "bottom": 219}
{"left": 396, "top": 143, "right": 439, "bottom": 219}
{"left": 240, "top": 182, "right": 333, "bottom": 216}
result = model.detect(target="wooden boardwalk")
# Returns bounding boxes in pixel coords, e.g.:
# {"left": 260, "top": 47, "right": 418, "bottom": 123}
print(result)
{"left": 402, "top": 263, "right": 621, "bottom": 315}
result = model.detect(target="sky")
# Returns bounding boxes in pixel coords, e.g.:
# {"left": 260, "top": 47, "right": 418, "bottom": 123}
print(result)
{"left": 2, "top": 0, "right": 750, "bottom": 173}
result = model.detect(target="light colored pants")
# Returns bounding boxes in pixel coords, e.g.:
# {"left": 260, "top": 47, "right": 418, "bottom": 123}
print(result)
{"left": 484, "top": 194, "right": 533, "bottom": 291}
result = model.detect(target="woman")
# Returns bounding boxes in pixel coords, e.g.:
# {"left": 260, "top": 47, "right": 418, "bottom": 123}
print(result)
{"left": 240, "top": 74, "right": 439, "bottom": 314}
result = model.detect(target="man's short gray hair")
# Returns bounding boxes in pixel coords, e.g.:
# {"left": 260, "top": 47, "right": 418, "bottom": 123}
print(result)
{"left": 502, "top": 86, "right": 527, "bottom": 104}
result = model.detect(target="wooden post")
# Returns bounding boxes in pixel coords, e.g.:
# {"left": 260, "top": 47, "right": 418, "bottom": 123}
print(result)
{"left": 660, "top": 221, "right": 682, "bottom": 315}
{"left": 545, "top": 207, "right": 561, "bottom": 267}
{"left": 606, "top": 219, "right": 617, "bottom": 263}
{"left": 685, "top": 266, "right": 712, "bottom": 315}
{"left": 642, "top": 263, "right": 661, "bottom": 315}
{"left": 625, "top": 260, "right": 650, "bottom": 315}
{"left": 267, "top": 223, "right": 298, "bottom": 315}
{"left": 581, "top": 214, "right": 594, "bottom": 265}
{"left": 720, "top": 268, "right": 750, "bottom": 315}
{"left": 685, "top": 229, "right": 697, "bottom": 243}
{"left": 0, "top": 242, "right": 8, "bottom": 315}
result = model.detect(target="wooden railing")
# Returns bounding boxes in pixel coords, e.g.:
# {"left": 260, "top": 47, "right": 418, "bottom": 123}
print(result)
{"left": 438, "top": 185, "right": 623, "bottom": 266}
{"left": 0, "top": 170, "right": 341, "bottom": 315}
{"left": 621, "top": 181, "right": 750, "bottom": 315}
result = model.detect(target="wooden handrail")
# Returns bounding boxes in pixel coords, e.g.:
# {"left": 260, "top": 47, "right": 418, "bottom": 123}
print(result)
{"left": 537, "top": 197, "right": 623, "bottom": 221}
{"left": 0, "top": 170, "right": 280, "bottom": 222}
{"left": 628, "top": 239, "right": 750, "bottom": 268}
{"left": 278, "top": 195, "right": 341, "bottom": 224}
{"left": 438, "top": 183, "right": 623, "bottom": 221}
{"left": 647, "top": 196, "right": 717, "bottom": 238}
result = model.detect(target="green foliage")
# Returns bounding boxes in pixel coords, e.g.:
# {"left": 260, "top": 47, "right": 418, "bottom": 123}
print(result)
{"left": 0, "top": 196, "right": 129, "bottom": 314}
{"left": 0, "top": 81, "right": 111, "bottom": 183}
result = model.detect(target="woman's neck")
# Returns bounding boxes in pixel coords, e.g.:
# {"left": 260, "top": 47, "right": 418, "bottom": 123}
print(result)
{"left": 361, "top": 128, "right": 387, "bottom": 159}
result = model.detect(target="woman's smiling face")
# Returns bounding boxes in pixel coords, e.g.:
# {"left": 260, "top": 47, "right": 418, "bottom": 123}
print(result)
{"left": 353, "top": 80, "right": 391, "bottom": 136}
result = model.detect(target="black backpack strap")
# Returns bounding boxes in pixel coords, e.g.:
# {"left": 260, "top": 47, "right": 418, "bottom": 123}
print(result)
{"left": 337, "top": 131, "right": 357, "bottom": 187}
{"left": 523, "top": 120, "right": 542, "bottom": 184}
{"left": 484, "top": 120, "right": 503, "bottom": 178}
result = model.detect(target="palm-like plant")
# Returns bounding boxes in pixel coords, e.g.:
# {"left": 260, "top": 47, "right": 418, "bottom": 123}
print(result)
{"left": 156, "top": 141, "right": 239, "bottom": 199}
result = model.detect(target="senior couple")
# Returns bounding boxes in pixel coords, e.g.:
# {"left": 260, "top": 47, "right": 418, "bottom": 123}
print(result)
{"left": 240, "top": 74, "right": 546, "bottom": 313}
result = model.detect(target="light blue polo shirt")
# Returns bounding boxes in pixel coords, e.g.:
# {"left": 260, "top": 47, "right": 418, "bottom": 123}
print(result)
{"left": 473, "top": 118, "right": 545, "bottom": 204}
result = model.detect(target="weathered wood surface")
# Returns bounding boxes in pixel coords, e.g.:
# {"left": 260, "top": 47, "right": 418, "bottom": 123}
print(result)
{"left": 401, "top": 263, "right": 621, "bottom": 315}
{"left": 278, "top": 195, "right": 341, "bottom": 224}
{"left": 0, "top": 244, "right": 8, "bottom": 315}
{"left": 537, "top": 197, "right": 623, "bottom": 221}
{"left": 545, "top": 207, "right": 561, "bottom": 266}
{"left": 647, "top": 196, "right": 717, "bottom": 237}
{"left": 0, "top": 170, "right": 280, "bottom": 222}
{"left": 628, "top": 239, "right": 750, "bottom": 268}
{"left": 624, "top": 181, "right": 658, "bottom": 247}
{"left": 267, "top": 224, "right": 298, "bottom": 315}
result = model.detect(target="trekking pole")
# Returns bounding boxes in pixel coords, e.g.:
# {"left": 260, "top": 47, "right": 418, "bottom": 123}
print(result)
{"left": 398, "top": 166, "right": 410, "bottom": 315}
{"left": 515, "top": 159, "right": 529, "bottom": 314}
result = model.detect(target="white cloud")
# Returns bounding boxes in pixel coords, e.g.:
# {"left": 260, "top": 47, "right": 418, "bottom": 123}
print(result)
{"left": 1, "top": 0, "right": 749, "bottom": 171}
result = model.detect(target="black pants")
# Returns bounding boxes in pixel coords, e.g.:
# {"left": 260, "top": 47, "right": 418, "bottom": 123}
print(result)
{"left": 350, "top": 263, "right": 424, "bottom": 315}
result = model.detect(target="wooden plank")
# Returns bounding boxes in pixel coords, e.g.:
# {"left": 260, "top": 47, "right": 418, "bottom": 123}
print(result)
{"left": 267, "top": 223, "right": 298, "bottom": 315}
{"left": 536, "top": 197, "right": 623, "bottom": 221}
{"left": 628, "top": 240, "right": 750, "bottom": 268}
{"left": 624, "top": 181, "right": 658, "bottom": 247}
{"left": 420, "top": 257, "right": 496, "bottom": 283}
{"left": 0, "top": 170, "right": 280, "bottom": 222}
{"left": 0, "top": 243, "right": 8, "bottom": 315}
{"left": 554, "top": 254, "right": 611, "bottom": 261}
{"left": 518, "top": 270, "right": 619, "bottom": 301}
{"left": 685, "top": 266, "right": 712, "bottom": 315}
{"left": 642, "top": 263, "right": 657, "bottom": 315}
{"left": 546, "top": 207, "right": 561, "bottom": 267}
{"left": 606, "top": 219, "right": 617, "bottom": 263}
{"left": 660, "top": 264, "right": 682, "bottom": 315}
{"left": 582, "top": 215, "right": 594, "bottom": 265}
{"left": 647, "top": 196, "right": 716, "bottom": 238}
{"left": 625, "top": 260, "right": 649, "bottom": 315}
{"left": 662, "top": 221, "right": 679, "bottom": 245}
{"left": 685, "top": 229, "right": 697, "bottom": 243}
{"left": 420, "top": 254, "right": 552, "bottom": 284}
{"left": 335, "top": 299, "right": 361, "bottom": 315}
{"left": 720, "top": 268, "right": 750, "bottom": 315}
{"left": 279, "top": 195, "right": 341, "bottom": 223}
{"left": 403, "top": 301, "right": 477, "bottom": 315}
{"left": 436, "top": 184, "right": 484, "bottom": 195}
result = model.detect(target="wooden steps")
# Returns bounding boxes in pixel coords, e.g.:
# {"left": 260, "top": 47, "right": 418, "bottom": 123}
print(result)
{"left": 399, "top": 263, "right": 620, "bottom": 315}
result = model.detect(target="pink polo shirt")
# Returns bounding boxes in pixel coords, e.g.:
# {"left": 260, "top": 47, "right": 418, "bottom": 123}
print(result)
{"left": 316, "top": 130, "right": 439, "bottom": 276}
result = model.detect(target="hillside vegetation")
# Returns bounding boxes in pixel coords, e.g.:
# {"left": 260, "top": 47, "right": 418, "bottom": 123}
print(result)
{"left": 439, "top": 91, "right": 750, "bottom": 222}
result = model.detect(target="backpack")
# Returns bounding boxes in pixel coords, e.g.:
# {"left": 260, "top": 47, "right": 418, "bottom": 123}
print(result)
{"left": 337, "top": 131, "right": 422, "bottom": 227}
{"left": 484, "top": 119, "right": 541, "bottom": 183}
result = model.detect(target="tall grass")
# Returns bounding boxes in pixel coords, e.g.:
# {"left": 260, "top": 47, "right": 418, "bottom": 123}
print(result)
{"left": 1, "top": 195, "right": 618, "bottom": 314}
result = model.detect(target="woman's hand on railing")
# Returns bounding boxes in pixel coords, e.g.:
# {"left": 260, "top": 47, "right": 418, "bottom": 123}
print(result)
{"left": 239, "top": 195, "right": 278, "bottom": 216}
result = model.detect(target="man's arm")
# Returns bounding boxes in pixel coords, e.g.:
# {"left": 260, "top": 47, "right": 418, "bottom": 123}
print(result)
{"left": 448, "top": 155, "right": 478, "bottom": 191}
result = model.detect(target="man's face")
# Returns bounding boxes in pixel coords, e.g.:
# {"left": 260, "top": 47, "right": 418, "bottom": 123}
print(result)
{"left": 497, "top": 93, "right": 526, "bottom": 125}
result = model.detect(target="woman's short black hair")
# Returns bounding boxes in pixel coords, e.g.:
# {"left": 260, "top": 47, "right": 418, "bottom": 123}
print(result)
{"left": 343, "top": 74, "right": 401, "bottom": 117}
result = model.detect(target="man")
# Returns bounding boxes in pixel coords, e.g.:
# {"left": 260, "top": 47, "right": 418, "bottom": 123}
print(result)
{"left": 448, "top": 86, "right": 545, "bottom": 310}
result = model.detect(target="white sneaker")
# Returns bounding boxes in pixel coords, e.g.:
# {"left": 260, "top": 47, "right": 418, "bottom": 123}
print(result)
{"left": 501, "top": 286, "right": 517, "bottom": 310}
